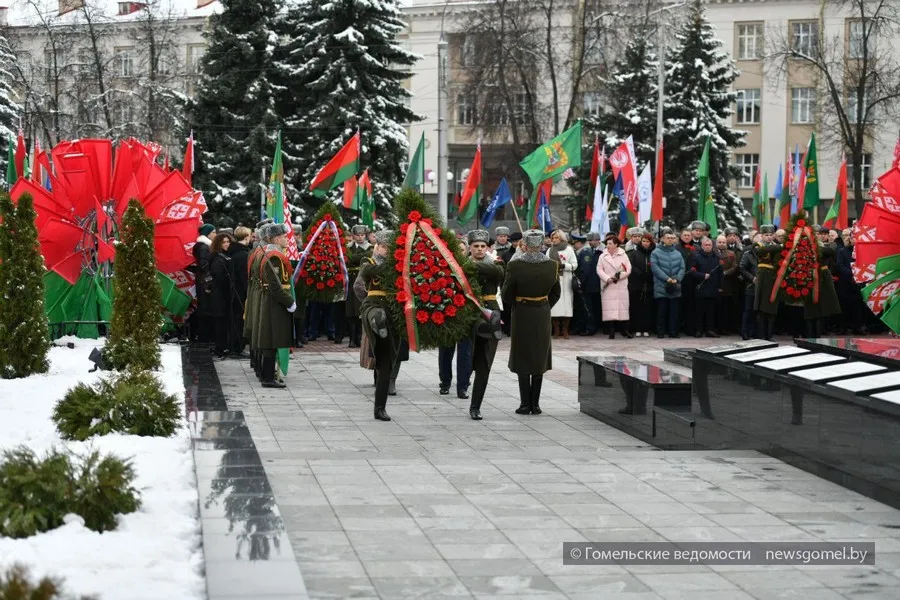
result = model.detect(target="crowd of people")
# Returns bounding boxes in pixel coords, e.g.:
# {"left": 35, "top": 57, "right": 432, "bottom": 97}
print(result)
{"left": 185, "top": 216, "right": 880, "bottom": 421}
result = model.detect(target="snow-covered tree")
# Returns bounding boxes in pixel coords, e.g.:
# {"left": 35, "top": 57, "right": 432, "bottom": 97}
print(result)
{"left": 187, "top": 0, "right": 280, "bottom": 227}
{"left": 662, "top": 0, "right": 746, "bottom": 229}
{"left": 275, "top": 0, "right": 419, "bottom": 224}
{"left": 0, "top": 35, "right": 22, "bottom": 184}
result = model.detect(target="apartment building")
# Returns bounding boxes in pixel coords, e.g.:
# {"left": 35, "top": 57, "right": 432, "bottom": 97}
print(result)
{"left": 401, "top": 0, "right": 900, "bottom": 225}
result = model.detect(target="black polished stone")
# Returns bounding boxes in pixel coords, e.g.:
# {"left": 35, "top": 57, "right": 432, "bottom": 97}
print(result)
{"left": 692, "top": 349, "right": 900, "bottom": 509}
{"left": 694, "top": 339, "right": 779, "bottom": 356}
{"left": 182, "top": 345, "right": 229, "bottom": 412}
{"left": 578, "top": 356, "right": 694, "bottom": 448}
{"left": 795, "top": 337, "right": 900, "bottom": 369}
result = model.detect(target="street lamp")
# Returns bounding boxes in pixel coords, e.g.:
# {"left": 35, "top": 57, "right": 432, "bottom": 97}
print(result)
{"left": 437, "top": 1, "right": 453, "bottom": 224}
{"left": 652, "top": 2, "right": 687, "bottom": 150}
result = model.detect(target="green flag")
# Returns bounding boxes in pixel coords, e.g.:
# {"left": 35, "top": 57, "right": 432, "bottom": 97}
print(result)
{"left": 266, "top": 131, "right": 284, "bottom": 221}
{"left": 802, "top": 132, "right": 820, "bottom": 209}
{"left": 403, "top": 132, "right": 425, "bottom": 190}
{"left": 762, "top": 171, "right": 770, "bottom": 225}
{"left": 696, "top": 137, "right": 717, "bottom": 236}
{"left": 5, "top": 136, "right": 14, "bottom": 189}
{"left": 519, "top": 121, "right": 583, "bottom": 186}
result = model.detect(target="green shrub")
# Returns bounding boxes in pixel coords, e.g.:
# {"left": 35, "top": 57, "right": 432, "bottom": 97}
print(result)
{"left": 53, "top": 370, "right": 180, "bottom": 441}
{"left": 0, "top": 446, "right": 141, "bottom": 539}
{"left": 0, "top": 563, "right": 96, "bottom": 600}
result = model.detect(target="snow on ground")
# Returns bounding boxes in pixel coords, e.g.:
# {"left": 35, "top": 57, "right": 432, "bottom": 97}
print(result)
{"left": 0, "top": 338, "right": 204, "bottom": 600}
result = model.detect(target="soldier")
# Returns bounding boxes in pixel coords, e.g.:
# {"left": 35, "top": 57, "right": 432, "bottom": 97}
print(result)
{"left": 257, "top": 223, "right": 297, "bottom": 388}
{"left": 466, "top": 230, "right": 505, "bottom": 420}
{"left": 754, "top": 224, "right": 781, "bottom": 341}
{"left": 501, "top": 229, "right": 562, "bottom": 416}
{"left": 494, "top": 226, "right": 511, "bottom": 255}
{"left": 354, "top": 230, "right": 404, "bottom": 421}
{"left": 345, "top": 225, "right": 372, "bottom": 349}
{"left": 245, "top": 218, "right": 273, "bottom": 379}
{"left": 724, "top": 226, "right": 744, "bottom": 333}
{"left": 806, "top": 226, "right": 842, "bottom": 336}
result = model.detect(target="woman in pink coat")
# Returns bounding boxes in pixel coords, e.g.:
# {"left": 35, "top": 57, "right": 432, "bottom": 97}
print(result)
{"left": 597, "top": 235, "right": 633, "bottom": 339}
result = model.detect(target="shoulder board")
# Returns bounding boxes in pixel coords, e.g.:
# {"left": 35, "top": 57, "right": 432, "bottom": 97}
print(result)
{"left": 260, "top": 250, "right": 292, "bottom": 279}
{"left": 362, "top": 256, "right": 376, "bottom": 265}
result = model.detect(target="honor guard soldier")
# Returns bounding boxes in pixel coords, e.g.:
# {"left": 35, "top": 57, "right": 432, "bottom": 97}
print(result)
{"left": 257, "top": 223, "right": 297, "bottom": 388}
{"left": 754, "top": 224, "right": 781, "bottom": 341}
{"left": 501, "top": 229, "right": 561, "bottom": 416}
{"left": 466, "top": 230, "right": 505, "bottom": 420}
{"left": 245, "top": 218, "right": 273, "bottom": 379}
{"left": 345, "top": 225, "right": 372, "bottom": 348}
{"left": 354, "top": 230, "right": 407, "bottom": 421}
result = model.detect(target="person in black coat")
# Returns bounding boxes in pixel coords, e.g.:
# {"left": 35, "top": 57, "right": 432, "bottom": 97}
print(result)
{"left": 575, "top": 232, "right": 603, "bottom": 335}
{"left": 836, "top": 230, "right": 866, "bottom": 333}
{"left": 689, "top": 237, "right": 723, "bottom": 338}
{"left": 228, "top": 227, "right": 252, "bottom": 355}
{"left": 739, "top": 235, "right": 759, "bottom": 340}
{"left": 209, "top": 232, "right": 237, "bottom": 358}
{"left": 191, "top": 223, "right": 216, "bottom": 343}
{"left": 626, "top": 234, "right": 655, "bottom": 336}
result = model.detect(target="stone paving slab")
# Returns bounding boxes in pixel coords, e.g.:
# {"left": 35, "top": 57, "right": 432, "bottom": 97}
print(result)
{"left": 214, "top": 335, "right": 900, "bottom": 599}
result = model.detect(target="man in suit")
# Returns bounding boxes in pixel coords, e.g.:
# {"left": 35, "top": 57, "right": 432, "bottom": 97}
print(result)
{"left": 575, "top": 232, "right": 602, "bottom": 335}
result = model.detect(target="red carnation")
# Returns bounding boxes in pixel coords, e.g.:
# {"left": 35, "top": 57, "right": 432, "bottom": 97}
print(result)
{"left": 433, "top": 228, "right": 442, "bottom": 236}
{"left": 400, "top": 223, "right": 409, "bottom": 234}
{"left": 415, "top": 242, "right": 426, "bottom": 252}
{"left": 453, "top": 294, "right": 466, "bottom": 307}
{"left": 394, "top": 249, "right": 406, "bottom": 261}
{"left": 438, "top": 259, "right": 448, "bottom": 268}
{"left": 326, "top": 279, "right": 336, "bottom": 288}
{"left": 785, "top": 241, "right": 793, "bottom": 249}
{"left": 306, "top": 277, "right": 314, "bottom": 285}
{"left": 430, "top": 294, "right": 442, "bottom": 304}
{"left": 801, "top": 288, "right": 809, "bottom": 296}
{"left": 422, "top": 218, "right": 432, "bottom": 226}
{"left": 430, "top": 280, "right": 442, "bottom": 291}
{"left": 396, "top": 236, "right": 406, "bottom": 247}
{"left": 336, "top": 274, "right": 344, "bottom": 282}
{"left": 395, "top": 277, "right": 405, "bottom": 289}
{"left": 299, "top": 269, "right": 307, "bottom": 277}
{"left": 324, "top": 215, "right": 332, "bottom": 221}
{"left": 396, "top": 290, "right": 408, "bottom": 303}
{"left": 395, "top": 263, "right": 404, "bottom": 272}
{"left": 416, "top": 310, "right": 429, "bottom": 323}
{"left": 797, "top": 219, "right": 806, "bottom": 227}
{"left": 781, "top": 281, "right": 787, "bottom": 288}
{"left": 445, "top": 305, "right": 457, "bottom": 317}
{"left": 316, "top": 282, "right": 325, "bottom": 290}
{"left": 408, "top": 210, "right": 422, "bottom": 222}
{"left": 431, "top": 311, "right": 445, "bottom": 325}
{"left": 419, "top": 292, "right": 431, "bottom": 303}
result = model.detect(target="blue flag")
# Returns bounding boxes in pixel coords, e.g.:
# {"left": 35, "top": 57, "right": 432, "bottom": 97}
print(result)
{"left": 538, "top": 187, "right": 553, "bottom": 234}
{"left": 481, "top": 177, "right": 512, "bottom": 228}
{"left": 612, "top": 172, "right": 631, "bottom": 228}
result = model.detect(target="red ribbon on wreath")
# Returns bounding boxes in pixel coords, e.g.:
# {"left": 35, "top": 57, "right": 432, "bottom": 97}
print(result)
{"left": 770, "top": 225, "right": 820, "bottom": 304}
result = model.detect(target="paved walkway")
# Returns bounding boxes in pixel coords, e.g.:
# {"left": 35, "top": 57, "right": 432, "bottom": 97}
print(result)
{"left": 213, "top": 335, "right": 900, "bottom": 600}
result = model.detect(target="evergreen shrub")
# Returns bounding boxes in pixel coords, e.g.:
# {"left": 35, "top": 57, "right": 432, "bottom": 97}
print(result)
{"left": 53, "top": 371, "right": 179, "bottom": 441}
{"left": 0, "top": 563, "right": 96, "bottom": 600}
{"left": 105, "top": 199, "right": 161, "bottom": 371}
{"left": 0, "top": 447, "right": 140, "bottom": 538}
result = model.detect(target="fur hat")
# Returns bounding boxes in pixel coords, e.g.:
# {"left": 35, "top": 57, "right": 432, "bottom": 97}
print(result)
{"left": 374, "top": 230, "right": 393, "bottom": 245}
{"left": 522, "top": 229, "right": 544, "bottom": 249}
{"left": 494, "top": 226, "right": 510, "bottom": 236}
{"left": 660, "top": 227, "right": 675, "bottom": 237}
{"left": 260, "top": 222, "right": 289, "bottom": 241}
{"left": 724, "top": 226, "right": 740, "bottom": 236}
{"left": 467, "top": 229, "right": 490, "bottom": 245}
{"left": 351, "top": 225, "right": 369, "bottom": 235}
{"left": 626, "top": 227, "right": 645, "bottom": 237}
{"left": 690, "top": 220, "right": 707, "bottom": 231}
{"left": 255, "top": 218, "right": 274, "bottom": 230}
{"left": 585, "top": 232, "right": 601, "bottom": 241}
{"left": 759, "top": 224, "right": 776, "bottom": 234}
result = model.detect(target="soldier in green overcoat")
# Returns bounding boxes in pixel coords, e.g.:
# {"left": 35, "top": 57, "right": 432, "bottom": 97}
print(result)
{"left": 344, "top": 224, "right": 372, "bottom": 349}
{"left": 353, "top": 230, "right": 402, "bottom": 421}
{"left": 802, "top": 229, "right": 842, "bottom": 333}
{"left": 245, "top": 218, "right": 272, "bottom": 380}
{"left": 500, "top": 229, "right": 561, "bottom": 415}
{"left": 754, "top": 224, "right": 782, "bottom": 341}
{"left": 256, "top": 223, "right": 297, "bottom": 388}
{"left": 466, "top": 229, "right": 505, "bottom": 420}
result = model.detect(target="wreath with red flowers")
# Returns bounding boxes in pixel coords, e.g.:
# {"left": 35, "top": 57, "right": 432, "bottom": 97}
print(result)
{"left": 774, "top": 210, "right": 820, "bottom": 304}
{"left": 296, "top": 202, "right": 350, "bottom": 303}
{"left": 383, "top": 189, "right": 483, "bottom": 350}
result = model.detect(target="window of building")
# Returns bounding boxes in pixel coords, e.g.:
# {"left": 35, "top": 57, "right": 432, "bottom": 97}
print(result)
{"left": 583, "top": 92, "right": 603, "bottom": 118}
{"left": 115, "top": 101, "right": 133, "bottom": 124}
{"left": 792, "top": 22, "right": 817, "bottom": 56}
{"left": 186, "top": 44, "right": 205, "bottom": 74}
{"left": 114, "top": 47, "right": 134, "bottom": 78}
{"left": 43, "top": 49, "right": 54, "bottom": 83}
{"left": 849, "top": 20, "right": 867, "bottom": 59}
{"left": 584, "top": 28, "right": 604, "bottom": 65}
{"left": 734, "top": 153, "right": 759, "bottom": 188}
{"left": 791, "top": 87, "right": 816, "bottom": 123}
{"left": 735, "top": 89, "right": 761, "bottom": 124}
{"left": 848, "top": 153, "right": 872, "bottom": 190}
{"left": 456, "top": 94, "right": 475, "bottom": 126}
{"left": 156, "top": 48, "right": 176, "bottom": 76}
{"left": 17, "top": 52, "right": 31, "bottom": 81}
{"left": 513, "top": 93, "right": 529, "bottom": 125}
{"left": 847, "top": 88, "right": 871, "bottom": 124}
{"left": 737, "top": 23, "right": 763, "bottom": 60}
{"left": 460, "top": 36, "right": 477, "bottom": 67}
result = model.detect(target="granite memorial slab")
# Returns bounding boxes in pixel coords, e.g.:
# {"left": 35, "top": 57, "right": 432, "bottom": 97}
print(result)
{"left": 827, "top": 371, "right": 900, "bottom": 394}
{"left": 729, "top": 346, "right": 810, "bottom": 363}
{"left": 754, "top": 353, "right": 847, "bottom": 373}
{"left": 695, "top": 339, "right": 779, "bottom": 356}
{"left": 795, "top": 337, "right": 900, "bottom": 369}
{"left": 789, "top": 361, "right": 887, "bottom": 382}
{"left": 872, "top": 389, "right": 900, "bottom": 405}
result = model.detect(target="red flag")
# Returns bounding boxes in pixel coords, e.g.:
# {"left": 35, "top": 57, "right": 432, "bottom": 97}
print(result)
{"left": 458, "top": 145, "right": 482, "bottom": 223}
{"left": 310, "top": 131, "right": 360, "bottom": 196}
{"left": 586, "top": 138, "right": 600, "bottom": 221}
{"left": 183, "top": 131, "right": 194, "bottom": 185}
{"left": 651, "top": 140, "right": 664, "bottom": 221}
{"left": 824, "top": 153, "right": 849, "bottom": 231}
{"left": 779, "top": 149, "right": 791, "bottom": 226}
{"left": 343, "top": 174, "right": 359, "bottom": 209}
{"left": 752, "top": 167, "right": 762, "bottom": 229}
{"left": 14, "top": 131, "right": 26, "bottom": 179}
{"left": 893, "top": 136, "right": 900, "bottom": 170}
{"left": 31, "top": 139, "right": 42, "bottom": 184}
{"left": 609, "top": 137, "right": 638, "bottom": 216}
{"left": 163, "top": 150, "right": 170, "bottom": 172}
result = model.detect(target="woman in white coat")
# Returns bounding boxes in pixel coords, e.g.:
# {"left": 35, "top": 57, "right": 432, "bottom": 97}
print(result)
{"left": 546, "top": 229, "right": 577, "bottom": 338}
{"left": 597, "top": 234, "right": 633, "bottom": 339}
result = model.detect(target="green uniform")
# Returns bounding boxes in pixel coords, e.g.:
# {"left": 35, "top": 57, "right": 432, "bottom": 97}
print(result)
{"left": 469, "top": 256, "right": 505, "bottom": 413}
{"left": 754, "top": 242, "right": 782, "bottom": 316}
{"left": 245, "top": 246, "right": 266, "bottom": 376}
{"left": 501, "top": 256, "right": 561, "bottom": 376}
{"left": 345, "top": 243, "right": 373, "bottom": 317}
{"left": 257, "top": 250, "right": 295, "bottom": 352}
{"left": 805, "top": 243, "right": 842, "bottom": 320}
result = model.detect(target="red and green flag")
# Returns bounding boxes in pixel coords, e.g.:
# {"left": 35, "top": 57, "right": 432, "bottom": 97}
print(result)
{"left": 751, "top": 167, "right": 763, "bottom": 229}
{"left": 651, "top": 140, "right": 664, "bottom": 221}
{"left": 402, "top": 132, "right": 425, "bottom": 190}
{"left": 777, "top": 151, "right": 791, "bottom": 226}
{"left": 310, "top": 131, "right": 360, "bottom": 197}
{"left": 585, "top": 137, "right": 601, "bottom": 221}
{"left": 357, "top": 169, "right": 375, "bottom": 227}
{"left": 527, "top": 179, "right": 552, "bottom": 227}
{"left": 15, "top": 130, "right": 28, "bottom": 180}
{"left": 5, "top": 136, "right": 14, "bottom": 188}
{"left": 343, "top": 175, "right": 359, "bottom": 210}
{"left": 696, "top": 137, "right": 718, "bottom": 237}
{"left": 824, "top": 153, "right": 849, "bottom": 231}
{"left": 519, "top": 121, "right": 583, "bottom": 187}
{"left": 801, "top": 133, "right": 820, "bottom": 209}
{"left": 458, "top": 145, "right": 481, "bottom": 225}
{"left": 762, "top": 172, "right": 770, "bottom": 226}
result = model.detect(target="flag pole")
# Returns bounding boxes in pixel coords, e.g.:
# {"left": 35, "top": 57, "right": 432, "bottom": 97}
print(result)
{"left": 511, "top": 189, "right": 525, "bottom": 234}
{"left": 260, "top": 166, "right": 266, "bottom": 220}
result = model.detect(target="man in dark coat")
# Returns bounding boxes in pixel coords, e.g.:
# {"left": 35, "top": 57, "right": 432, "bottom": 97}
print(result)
{"left": 494, "top": 226, "right": 511, "bottom": 256}
{"left": 191, "top": 223, "right": 216, "bottom": 343}
{"left": 228, "top": 227, "right": 252, "bottom": 356}
{"left": 722, "top": 227, "right": 743, "bottom": 333}
{"left": 466, "top": 229, "right": 505, "bottom": 420}
{"left": 739, "top": 234, "right": 759, "bottom": 340}
{"left": 257, "top": 223, "right": 296, "bottom": 388}
{"left": 501, "top": 229, "right": 561, "bottom": 416}
{"left": 689, "top": 237, "right": 723, "bottom": 337}
{"left": 354, "top": 230, "right": 402, "bottom": 421}
{"left": 344, "top": 225, "right": 372, "bottom": 348}
{"left": 576, "top": 232, "right": 602, "bottom": 336}
{"left": 754, "top": 224, "right": 781, "bottom": 341}
{"left": 678, "top": 226, "right": 698, "bottom": 336}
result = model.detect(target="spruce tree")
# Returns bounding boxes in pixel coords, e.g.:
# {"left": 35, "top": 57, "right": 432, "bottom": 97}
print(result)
{"left": 275, "top": 0, "right": 419, "bottom": 223}
{"left": 0, "top": 35, "right": 22, "bottom": 186}
{"left": 187, "top": 0, "right": 280, "bottom": 227}
{"left": 0, "top": 193, "right": 50, "bottom": 379}
{"left": 0, "top": 193, "right": 12, "bottom": 371}
{"left": 663, "top": 0, "right": 747, "bottom": 229}
{"left": 106, "top": 200, "right": 162, "bottom": 371}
